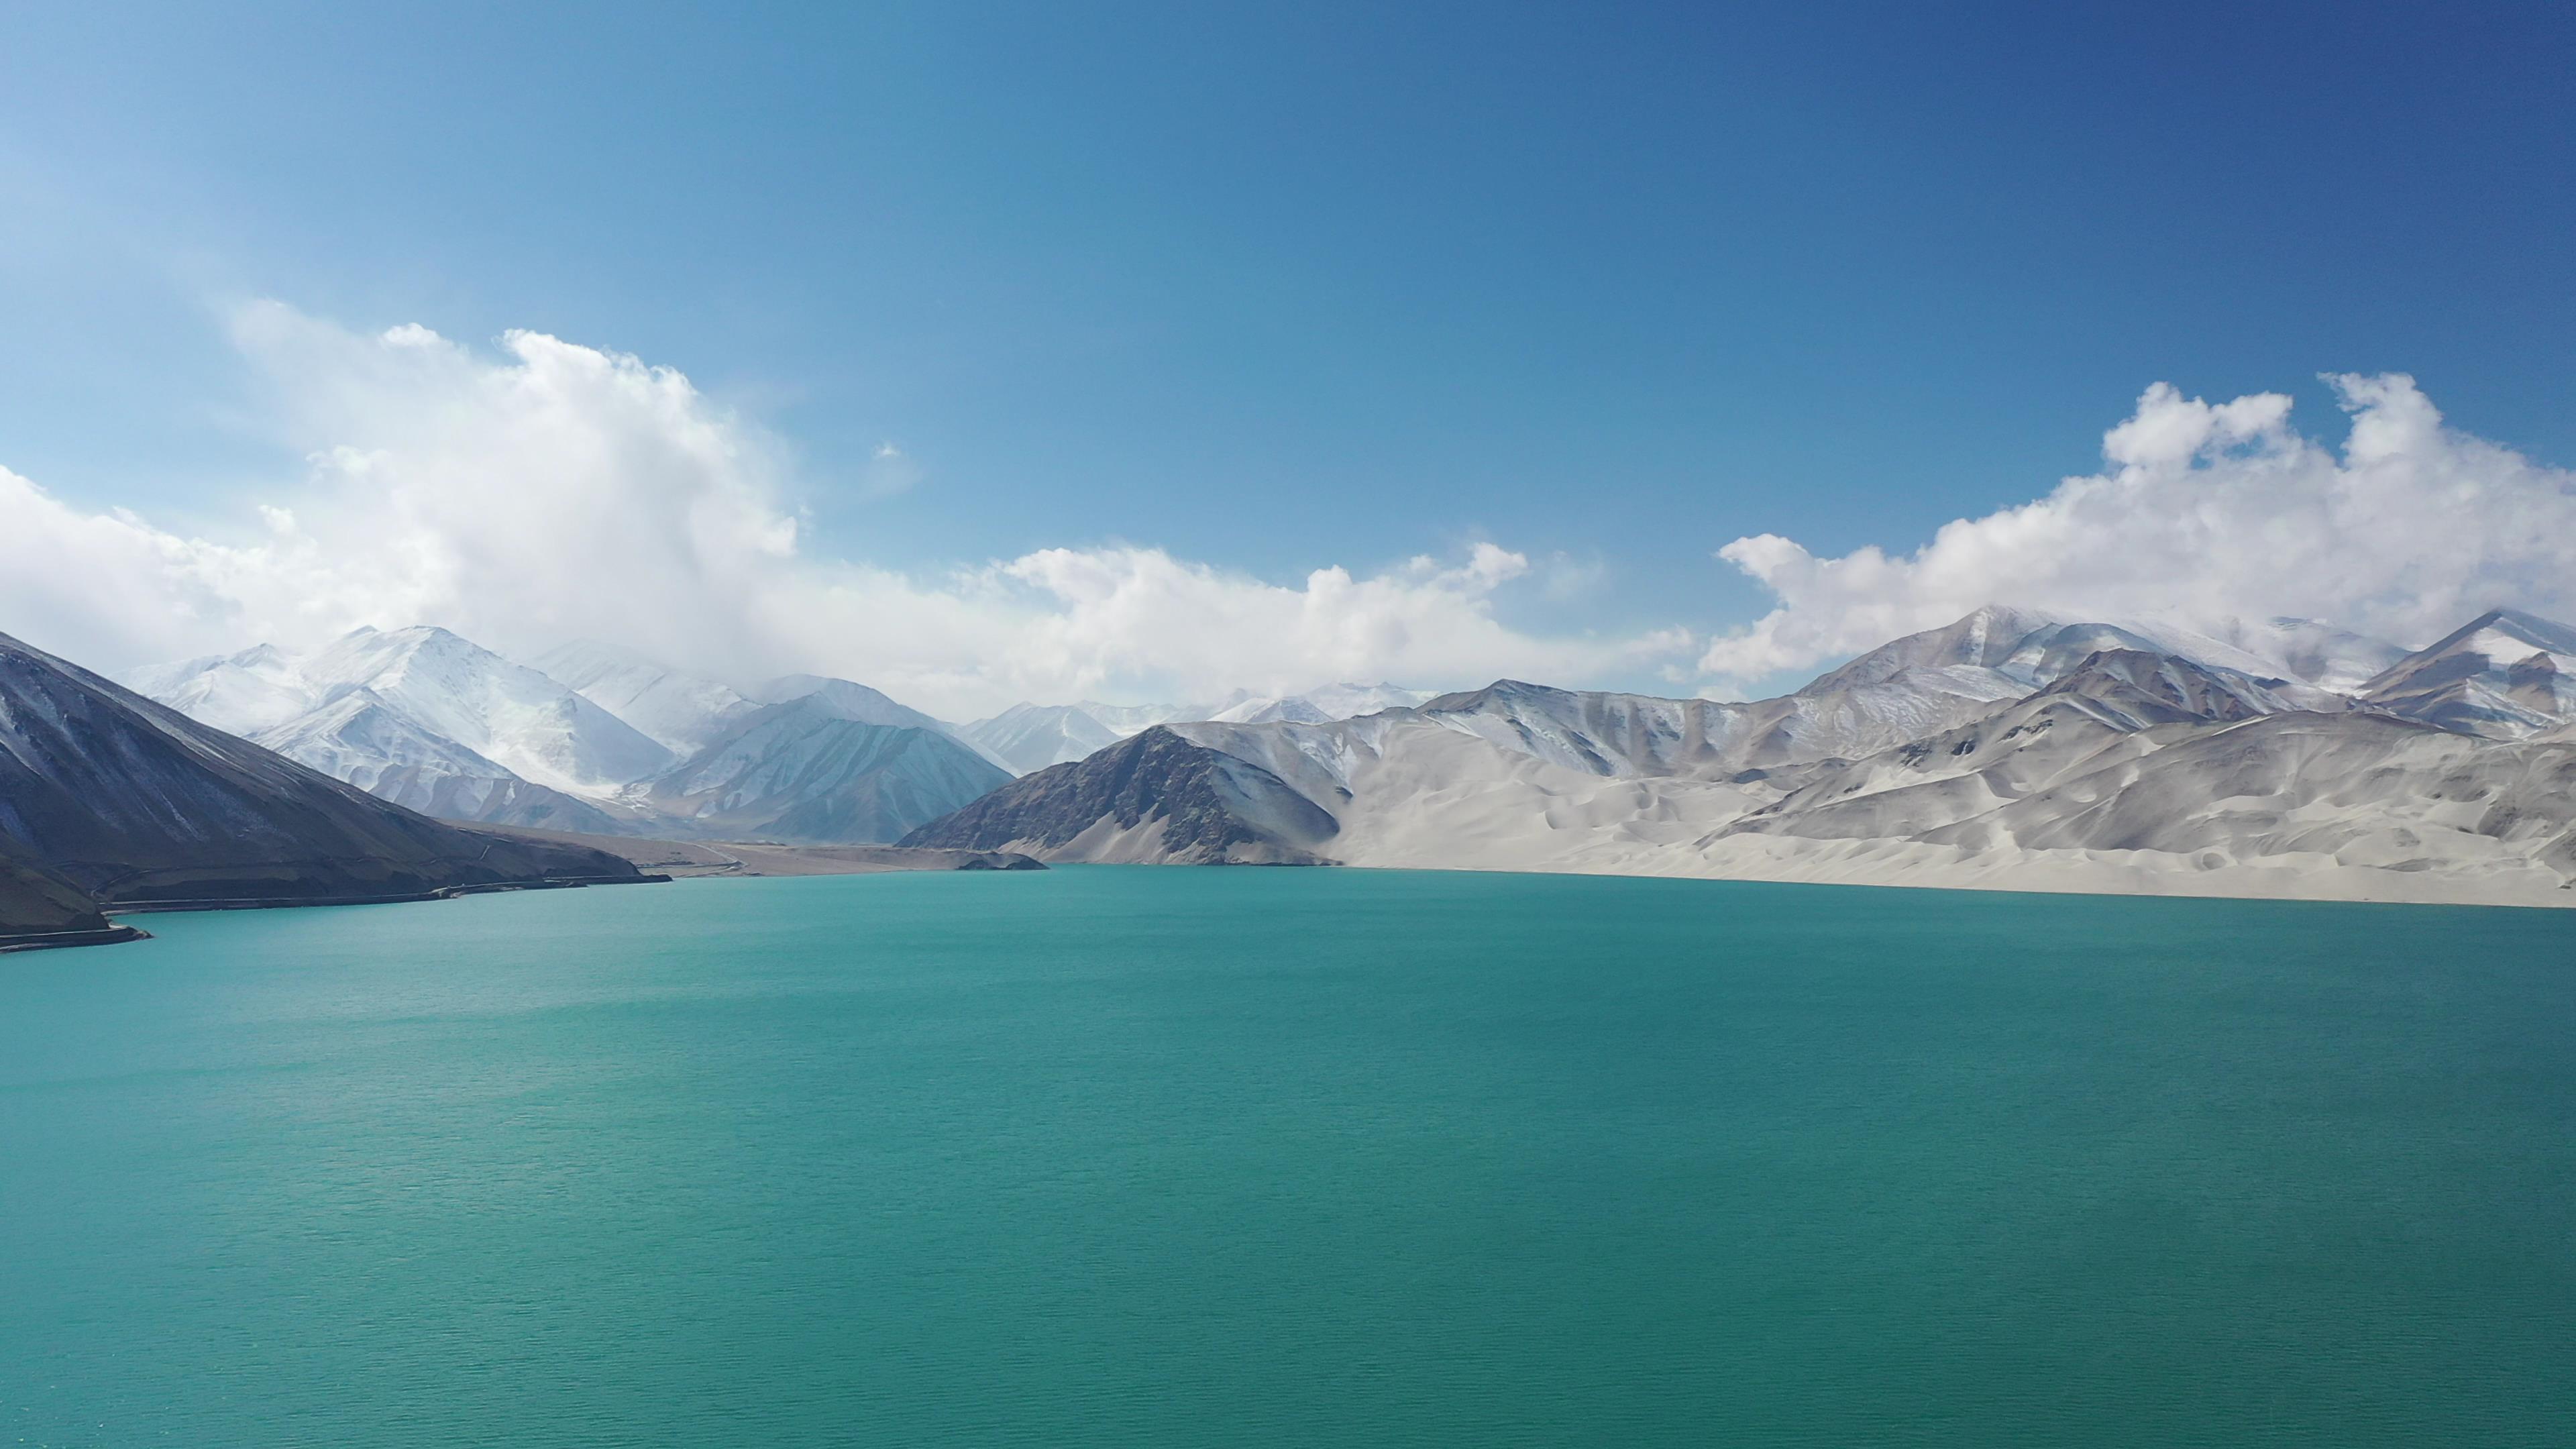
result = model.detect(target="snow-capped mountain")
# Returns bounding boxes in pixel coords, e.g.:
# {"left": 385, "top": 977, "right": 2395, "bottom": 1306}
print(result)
{"left": 249, "top": 686, "right": 633, "bottom": 834}
{"left": 131, "top": 626, "right": 676, "bottom": 830}
{"left": 530, "top": 641, "right": 759, "bottom": 755}
{"left": 748, "top": 674, "right": 955, "bottom": 733}
{"left": 963, "top": 685, "right": 1437, "bottom": 772}
{"left": 123, "top": 642, "right": 315, "bottom": 736}
{"left": 959, "top": 703, "right": 1130, "bottom": 775}
{"left": 290, "top": 627, "right": 674, "bottom": 794}
{"left": 905, "top": 605, "right": 2576, "bottom": 909}
{"left": 136, "top": 627, "right": 673, "bottom": 800}
{"left": 2358, "top": 608, "right": 2576, "bottom": 739}
{"left": 1078, "top": 698, "right": 1221, "bottom": 734}
{"left": 1790, "top": 604, "right": 2349, "bottom": 715}
{"left": 2218, "top": 617, "right": 2411, "bottom": 692}
{"left": 3, "top": 629, "right": 643, "bottom": 913}
{"left": 1205, "top": 684, "right": 1434, "bottom": 725}
{"left": 131, "top": 629, "right": 1014, "bottom": 841}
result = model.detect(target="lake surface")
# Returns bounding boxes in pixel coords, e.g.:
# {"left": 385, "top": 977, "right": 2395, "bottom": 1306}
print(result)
{"left": 3, "top": 867, "right": 2573, "bottom": 1446}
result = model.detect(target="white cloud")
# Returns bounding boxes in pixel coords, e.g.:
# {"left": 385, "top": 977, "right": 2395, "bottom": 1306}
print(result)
{"left": 861, "top": 441, "right": 922, "bottom": 498}
{"left": 1698, "top": 374, "right": 2576, "bottom": 686}
{"left": 0, "top": 303, "right": 1694, "bottom": 716}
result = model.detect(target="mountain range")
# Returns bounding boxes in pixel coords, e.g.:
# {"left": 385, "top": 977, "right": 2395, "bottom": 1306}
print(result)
{"left": 904, "top": 606, "right": 2576, "bottom": 908}
{"left": 956, "top": 685, "right": 1436, "bottom": 773}
{"left": 129, "top": 629, "right": 1012, "bottom": 847}
{"left": 0, "top": 629, "right": 650, "bottom": 944}
{"left": 129, "top": 633, "right": 1446, "bottom": 837}
{"left": 76, "top": 602, "right": 2576, "bottom": 911}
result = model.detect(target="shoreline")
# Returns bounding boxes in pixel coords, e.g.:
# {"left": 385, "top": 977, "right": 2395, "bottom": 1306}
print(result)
{"left": 100, "top": 871, "right": 671, "bottom": 916}
{"left": 994, "top": 838, "right": 2576, "bottom": 911}
{"left": 2, "top": 835, "right": 1048, "bottom": 955}
{"left": 0, "top": 922, "right": 154, "bottom": 954}
{"left": 460, "top": 824, "right": 1046, "bottom": 877}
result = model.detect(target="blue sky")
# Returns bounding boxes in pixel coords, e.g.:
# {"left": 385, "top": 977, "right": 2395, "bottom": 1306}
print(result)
{"left": 1, "top": 2, "right": 2571, "bottom": 708}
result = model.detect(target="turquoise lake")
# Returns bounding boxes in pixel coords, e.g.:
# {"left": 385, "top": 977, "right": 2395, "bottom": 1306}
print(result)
{"left": 3, "top": 867, "right": 2572, "bottom": 1446}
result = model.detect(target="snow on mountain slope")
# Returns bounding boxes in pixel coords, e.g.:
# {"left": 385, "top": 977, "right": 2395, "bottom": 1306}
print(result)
{"left": 250, "top": 686, "right": 635, "bottom": 834}
{"left": 1, "top": 629, "right": 645, "bottom": 906}
{"left": 748, "top": 674, "right": 952, "bottom": 732}
{"left": 650, "top": 696, "right": 1014, "bottom": 843}
{"left": 1205, "top": 684, "right": 1436, "bottom": 725}
{"left": 286, "top": 627, "right": 674, "bottom": 794}
{"left": 745, "top": 673, "right": 1018, "bottom": 772}
{"left": 961, "top": 703, "right": 1128, "bottom": 775}
{"left": 948, "top": 608, "right": 2318, "bottom": 794}
{"left": 1299, "top": 682, "right": 1436, "bottom": 717}
{"left": 1405, "top": 659, "right": 2033, "bottom": 783}
{"left": 1792, "top": 605, "right": 2059, "bottom": 696}
{"left": 122, "top": 643, "right": 321, "bottom": 736}
{"left": 1796, "top": 606, "right": 2351, "bottom": 712}
{"left": 1411, "top": 681, "right": 1757, "bottom": 777}
{"left": 131, "top": 626, "right": 676, "bottom": 828}
{"left": 2359, "top": 608, "right": 2576, "bottom": 739}
{"left": 2218, "top": 617, "right": 2410, "bottom": 692}
{"left": 1081, "top": 698, "right": 1234, "bottom": 733}
{"left": 966, "top": 686, "right": 1436, "bottom": 771}
{"left": 1204, "top": 695, "right": 1335, "bottom": 725}
{"left": 531, "top": 640, "right": 757, "bottom": 755}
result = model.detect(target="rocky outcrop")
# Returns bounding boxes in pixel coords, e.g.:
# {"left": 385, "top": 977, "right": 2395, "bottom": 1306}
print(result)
{"left": 0, "top": 852, "right": 147, "bottom": 950}
{"left": 899, "top": 727, "right": 1338, "bottom": 864}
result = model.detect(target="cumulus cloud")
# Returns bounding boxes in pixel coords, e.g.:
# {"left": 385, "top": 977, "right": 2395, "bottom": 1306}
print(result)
{"left": 1698, "top": 374, "right": 2576, "bottom": 686}
{"left": 0, "top": 303, "right": 1693, "bottom": 716}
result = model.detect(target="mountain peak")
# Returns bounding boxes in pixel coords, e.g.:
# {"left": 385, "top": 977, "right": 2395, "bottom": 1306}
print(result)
{"left": 2457, "top": 607, "right": 2576, "bottom": 653}
{"left": 1794, "top": 604, "right": 2058, "bottom": 697}
{"left": 2357, "top": 606, "right": 2576, "bottom": 738}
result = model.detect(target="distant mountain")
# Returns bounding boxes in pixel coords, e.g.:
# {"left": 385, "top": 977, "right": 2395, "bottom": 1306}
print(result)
{"left": 133, "top": 626, "right": 676, "bottom": 822}
{"left": 1205, "top": 684, "right": 1434, "bottom": 725}
{"left": 900, "top": 605, "right": 2576, "bottom": 908}
{"left": 748, "top": 674, "right": 957, "bottom": 733}
{"left": 530, "top": 640, "right": 758, "bottom": 755}
{"left": 124, "top": 641, "right": 314, "bottom": 735}
{"left": 2359, "top": 608, "right": 2576, "bottom": 739}
{"left": 248, "top": 685, "right": 632, "bottom": 834}
{"left": 134, "top": 633, "right": 1008, "bottom": 841}
{"left": 747, "top": 672, "right": 1018, "bottom": 773}
{"left": 2, "top": 630, "right": 647, "bottom": 910}
{"left": 962, "top": 685, "right": 1435, "bottom": 772}
{"left": 1079, "top": 698, "right": 1222, "bottom": 734}
{"left": 647, "top": 696, "right": 1014, "bottom": 843}
{"left": 287, "top": 627, "right": 674, "bottom": 793}
{"left": 1792, "top": 604, "right": 2058, "bottom": 697}
{"left": 959, "top": 703, "right": 1128, "bottom": 775}
{"left": 2221, "top": 616, "right": 2410, "bottom": 693}
{"left": 1793, "top": 604, "right": 2346, "bottom": 714}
